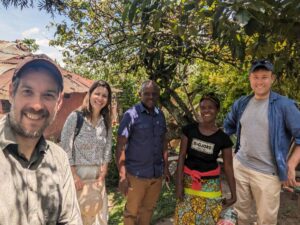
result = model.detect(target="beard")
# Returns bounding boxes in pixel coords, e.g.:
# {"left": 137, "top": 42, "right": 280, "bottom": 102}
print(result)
{"left": 9, "top": 105, "right": 54, "bottom": 139}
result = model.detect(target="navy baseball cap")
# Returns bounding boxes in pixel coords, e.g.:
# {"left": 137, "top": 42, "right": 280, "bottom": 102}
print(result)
{"left": 13, "top": 54, "right": 63, "bottom": 92}
{"left": 249, "top": 59, "right": 274, "bottom": 74}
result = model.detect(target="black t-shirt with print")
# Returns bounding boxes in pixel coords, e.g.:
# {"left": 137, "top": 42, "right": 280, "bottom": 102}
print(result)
{"left": 182, "top": 123, "right": 233, "bottom": 172}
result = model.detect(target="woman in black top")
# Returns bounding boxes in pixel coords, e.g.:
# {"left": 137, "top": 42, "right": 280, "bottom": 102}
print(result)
{"left": 174, "top": 94, "right": 236, "bottom": 224}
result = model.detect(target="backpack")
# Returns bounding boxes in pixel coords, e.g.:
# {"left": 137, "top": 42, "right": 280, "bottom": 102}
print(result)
{"left": 72, "top": 111, "right": 84, "bottom": 161}
{"left": 73, "top": 111, "right": 84, "bottom": 140}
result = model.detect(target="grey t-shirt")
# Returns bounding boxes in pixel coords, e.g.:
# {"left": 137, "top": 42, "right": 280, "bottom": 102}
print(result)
{"left": 237, "top": 97, "right": 277, "bottom": 175}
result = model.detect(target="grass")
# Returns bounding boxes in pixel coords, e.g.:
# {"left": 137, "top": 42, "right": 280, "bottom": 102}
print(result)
{"left": 107, "top": 180, "right": 176, "bottom": 225}
{"left": 152, "top": 181, "right": 176, "bottom": 224}
{"left": 108, "top": 189, "right": 125, "bottom": 225}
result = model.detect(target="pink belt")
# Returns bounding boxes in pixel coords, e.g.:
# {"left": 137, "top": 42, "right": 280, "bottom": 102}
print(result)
{"left": 184, "top": 165, "right": 220, "bottom": 190}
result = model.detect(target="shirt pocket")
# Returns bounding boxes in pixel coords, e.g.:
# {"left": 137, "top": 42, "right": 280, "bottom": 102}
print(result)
{"left": 154, "top": 123, "right": 166, "bottom": 138}
{"left": 135, "top": 124, "right": 153, "bottom": 141}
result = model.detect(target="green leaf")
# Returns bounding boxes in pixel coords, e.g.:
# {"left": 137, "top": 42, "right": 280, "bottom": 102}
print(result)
{"left": 128, "top": 0, "right": 138, "bottom": 23}
{"left": 177, "top": 0, "right": 182, "bottom": 6}
{"left": 104, "top": 67, "right": 109, "bottom": 76}
{"left": 152, "top": 10, "right": 162, "bottom": 31}
{"left": 244, "top": 18, "right": 260, "bottom": 36}
{"left": 184, "top": 3, "right": 195, "bottom": 11}
{"left": 206, "top": 0, "right": 214, "bottom": 7}
{"left": 189, "top": 25, "right": 198, "bottom": 36}
{"left": 122, "top": 4, "right": 131, "bottom": 22}
{"left": 235, "top": 9, "right": 251, "bottom": 27}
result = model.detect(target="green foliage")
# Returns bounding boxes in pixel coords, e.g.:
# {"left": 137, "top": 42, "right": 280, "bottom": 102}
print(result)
{"left": 50, "top": 0, "right": 236, "bottom": 131}
{"left": 186, "top": 60, "right": 250, "bottom": 125}
{"left": 212, "top": 0, "right": 300, "bottom": 81}
{"left": 106, "top": 124, "right": 119, "bottom": 188}
{"left": 21, "top": 38, "right": 39, "bottom": 52}
{"left": 0, "top": 0, "right": 66, "bottom": 14}
{"left": 151, "top": 182, "right": 176, "bottom": 224}
{"left": 49, "top": 0, "right": 300, "bottom": 139}
{"left": 107, "top": 189, "right": 125, "bottom": 225}
{"left": 107, "top": 180, "right": 176, "bottom": 225}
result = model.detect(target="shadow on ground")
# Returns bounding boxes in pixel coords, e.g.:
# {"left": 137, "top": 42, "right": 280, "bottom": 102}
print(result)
{"left": 108, "top": 181, "right": 176, "bottom": 225}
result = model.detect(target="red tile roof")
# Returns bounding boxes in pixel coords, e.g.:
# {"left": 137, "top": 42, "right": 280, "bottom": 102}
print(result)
{"left": 0, "top": 40, "right": 93, "bottom": 99}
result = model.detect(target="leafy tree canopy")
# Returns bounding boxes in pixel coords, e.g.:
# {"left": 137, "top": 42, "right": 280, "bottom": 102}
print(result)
{"left": 21, "top": 38, "right": 39, "bottom": 52}
{"left": 3, "top": 0, "right": 300, "bottom": 138}
{"left": 0, "top": 0, "right": 66, "bottom": 14}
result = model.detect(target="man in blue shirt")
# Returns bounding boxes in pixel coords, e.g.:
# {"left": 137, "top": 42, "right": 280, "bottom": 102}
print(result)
{"left": 224, "top": 60, "right": 300, "bottom": 225}
{"left": 116, "top": 80, "right": 170, "bottom": 225}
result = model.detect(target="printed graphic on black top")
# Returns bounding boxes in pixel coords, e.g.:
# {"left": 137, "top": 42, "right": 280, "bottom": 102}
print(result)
{"left": 182, "top": 123, "right": 233, "bottom": 172}
{"left": 191, "top": 138, "right": 215, "bottom": 155}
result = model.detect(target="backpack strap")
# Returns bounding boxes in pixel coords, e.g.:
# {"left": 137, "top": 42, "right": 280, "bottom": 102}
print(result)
{"left": 74, "top": 111, "right": 84, "bottom": 139}
{"left": 72, "top": 111, "right": 84, "bottom": 163}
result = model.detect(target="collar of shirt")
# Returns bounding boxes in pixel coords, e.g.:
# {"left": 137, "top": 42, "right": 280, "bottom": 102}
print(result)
{"left": 138, "top": 102, "right": 160, "bottom": 115}
{"left": 0, "top": 115, "right": 49, "bottom": 168}
{"left": 84, "top": 114, "right": 104, "bottom": 127}
{"left": 247, "top": 91, "right": 279, "bottom": 104}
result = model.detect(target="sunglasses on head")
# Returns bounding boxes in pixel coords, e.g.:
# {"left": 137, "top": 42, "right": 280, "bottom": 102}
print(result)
{"left": 251, "top": 59, "right": 272, "bottom": 66}
{"left": 201, "top": 94, "right": 220, "bottom": 109}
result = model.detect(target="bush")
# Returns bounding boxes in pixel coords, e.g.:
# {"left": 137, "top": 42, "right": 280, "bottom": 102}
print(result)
{"left": 107, "top": 124, "right": 119, "bottom": 188}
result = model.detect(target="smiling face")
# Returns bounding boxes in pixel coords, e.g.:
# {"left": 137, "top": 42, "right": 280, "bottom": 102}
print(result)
{"left": 249, "top": 69, "right": 275, "bottom": 99}
{"left": 139, "top": 83, "right": 160, "bottom": 111}
{"left": 9, "top": 71, "right": 62, "bottom": 139}
{"left": 90, "top": 86, "right": 109, "bottom": 113}
{"left": 199, "top": 99, "right": 219, "bottom": 124}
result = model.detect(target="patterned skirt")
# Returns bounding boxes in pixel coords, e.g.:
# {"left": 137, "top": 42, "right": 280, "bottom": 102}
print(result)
{"left": 174, "top": 174, "right": 223, "bottom": 225}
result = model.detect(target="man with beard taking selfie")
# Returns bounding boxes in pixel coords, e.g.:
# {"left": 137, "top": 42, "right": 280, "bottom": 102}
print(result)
{"left": 0, "top": 55, "right": 82, "bottom": 225}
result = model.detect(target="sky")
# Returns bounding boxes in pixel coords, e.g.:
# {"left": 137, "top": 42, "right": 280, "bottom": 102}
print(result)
{"left": 0, "top": 6, "right": 65, "bottom": 64}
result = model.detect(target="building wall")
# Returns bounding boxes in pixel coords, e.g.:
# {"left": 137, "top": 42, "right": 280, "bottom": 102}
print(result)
{"left": 0, "top": 100, "right": 3, "bottom": 115}
{"left": 44, "top": 92, "right": 86, "bottom": 142}
{"left": 0, "top": 100, "right": 10, "bottom": 115}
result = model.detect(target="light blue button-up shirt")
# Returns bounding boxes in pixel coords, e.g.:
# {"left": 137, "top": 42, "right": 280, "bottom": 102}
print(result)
{"left": 224, "top": 91, "right": 300, "bottom": 181}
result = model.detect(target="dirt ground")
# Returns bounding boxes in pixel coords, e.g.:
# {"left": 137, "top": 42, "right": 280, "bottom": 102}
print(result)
{"left": 155, "top": 181, "right": 300, "bottom": 225}
{"left": 277, "top": 191, "right": 300, "bottom": 225}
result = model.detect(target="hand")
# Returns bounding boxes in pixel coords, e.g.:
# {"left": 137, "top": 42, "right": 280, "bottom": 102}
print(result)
{"left": 95, "top": 176, "right": 105, "bottom": 187}
{"left": 222, "top": 196, "right": 236, "bottom": 208}
{"left": 74, "top": 176, "right": 84, "bottom": 191}
{"left": 282, "top": 184, "right": 294, "bottom": 192}
{"left": 118, "top": 177, "right": 129, "bottom": 196}
{"left": 285, "top": 166, "right": 300, "bottom": 188}
{"left": 175, "top": 182, "right": 184, "bottom": 201}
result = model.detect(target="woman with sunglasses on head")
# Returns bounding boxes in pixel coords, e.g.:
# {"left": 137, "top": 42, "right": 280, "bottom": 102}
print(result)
{"left": 174, "top": 94, "right": 236, "bottom": 225}
{"left": 61, "top": 80, "right": 112, "bottom": 225}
